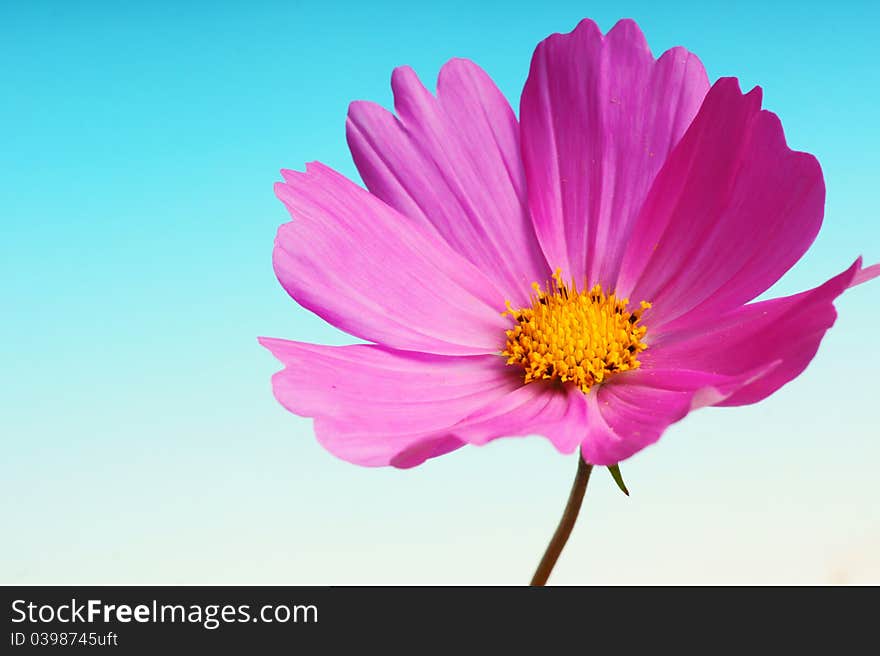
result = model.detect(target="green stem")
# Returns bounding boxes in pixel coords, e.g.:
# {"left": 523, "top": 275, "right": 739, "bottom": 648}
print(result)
{"left": 530, "top": 455, "right": 593, "bottom": 586}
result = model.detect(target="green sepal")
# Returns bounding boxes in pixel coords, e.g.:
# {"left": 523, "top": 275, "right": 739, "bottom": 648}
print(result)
{"left": 607, "top": 464, "right": 630, "bottom": 496}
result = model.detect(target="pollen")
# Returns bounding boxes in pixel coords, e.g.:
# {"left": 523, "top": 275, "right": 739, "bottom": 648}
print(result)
{"left": 502, "top": 269, "right": 651, "bottom": 394}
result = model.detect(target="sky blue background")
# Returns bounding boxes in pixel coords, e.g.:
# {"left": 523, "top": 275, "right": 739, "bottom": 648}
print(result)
{"left": 2, "top": 0, "right": 878, "bottom": 584}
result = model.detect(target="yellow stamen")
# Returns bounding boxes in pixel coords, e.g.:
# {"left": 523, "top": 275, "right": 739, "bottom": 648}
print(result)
{"left": 502, "top": 269, "right": 651, "bottom": 394}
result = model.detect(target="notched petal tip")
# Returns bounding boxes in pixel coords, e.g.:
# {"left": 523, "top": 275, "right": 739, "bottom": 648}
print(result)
{"left": 277, "top": 163, "right": 327, "bottom": 187}
{"left": 605, "top": 17, "right": 652, "bottom": 54}
{"left": 532, "top": 16, "right": 601, "bottom": 55}
{"left": 570, "top": 16, "right": 604, "bottom": 37}
{"left": 711, "top": 76, "right": 763, "bottom": 105}
{"left": 851, "top": 259, "right": 880, "bottom": 288}
{"left": 256, "top": 336, "right": 288, "bottom": 361}
{"left": 278, "top": 167, "right": 299, "bottom": 182}
{"left": 275, "top": 163, "right": 352, "bottom": 206}
{"left": 543, "top": 18, "right": 675, "bottom": 62}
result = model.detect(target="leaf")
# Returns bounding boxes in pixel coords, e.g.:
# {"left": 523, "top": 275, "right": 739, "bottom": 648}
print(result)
{"left": 607, "top": 464, "right": 630, "bottom": 496}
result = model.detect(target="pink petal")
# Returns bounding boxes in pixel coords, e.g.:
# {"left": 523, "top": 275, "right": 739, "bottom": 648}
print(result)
{"left": 451, "top": 384, "right": 589, "bottom": 454}
{"left": 617, "top": 78, "right": 825, "bottom": 328}
{"left": 520, "top": 18, "right": 709, "bottom": 287}
{"left": 644, "top": 259, "right": 864, "bottom": 408}
{"left": 259, "top": 337, "right": 520, "bottom": 467}
{"left": 347, "top": 60, "right": 549, "bottom": 305}
{"left": 851, "top": 261, "right": 880, "bottom": 287}
{"left": 581, "top": 366, "right": 773, "bottom": 465}
{"left": 274, "top": 163, "right": 509, "bottom": 356}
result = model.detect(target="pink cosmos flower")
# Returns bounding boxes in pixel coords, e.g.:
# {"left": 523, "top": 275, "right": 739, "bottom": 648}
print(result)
{"left": 260, "top": 18, "right": 878, "bottom": 470}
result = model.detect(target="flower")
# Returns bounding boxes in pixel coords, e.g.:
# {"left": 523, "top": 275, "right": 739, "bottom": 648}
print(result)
{"left": 260, "top": 18, "right": 878, "bottom": 469}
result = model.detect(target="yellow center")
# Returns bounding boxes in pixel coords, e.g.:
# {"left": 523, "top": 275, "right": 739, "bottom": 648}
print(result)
{"left": 502, "top": 269, "right": 651, "bottom": 394}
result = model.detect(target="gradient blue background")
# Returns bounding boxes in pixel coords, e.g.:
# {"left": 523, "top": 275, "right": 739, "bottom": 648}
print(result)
{"left": 2, "top": 0, "right": 878, "bottom": 584}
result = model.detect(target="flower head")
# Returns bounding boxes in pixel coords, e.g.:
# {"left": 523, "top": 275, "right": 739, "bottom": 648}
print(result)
{"left": 501, "top": 270, "right": 652, "bottom": 393}
{"left": 261, "top": 18, "right": 878, "bottom": 468}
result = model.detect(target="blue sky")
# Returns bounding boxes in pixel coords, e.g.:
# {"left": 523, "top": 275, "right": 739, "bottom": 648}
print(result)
{"left": 2, "top": 0, "right": 878, "bottom": 583}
